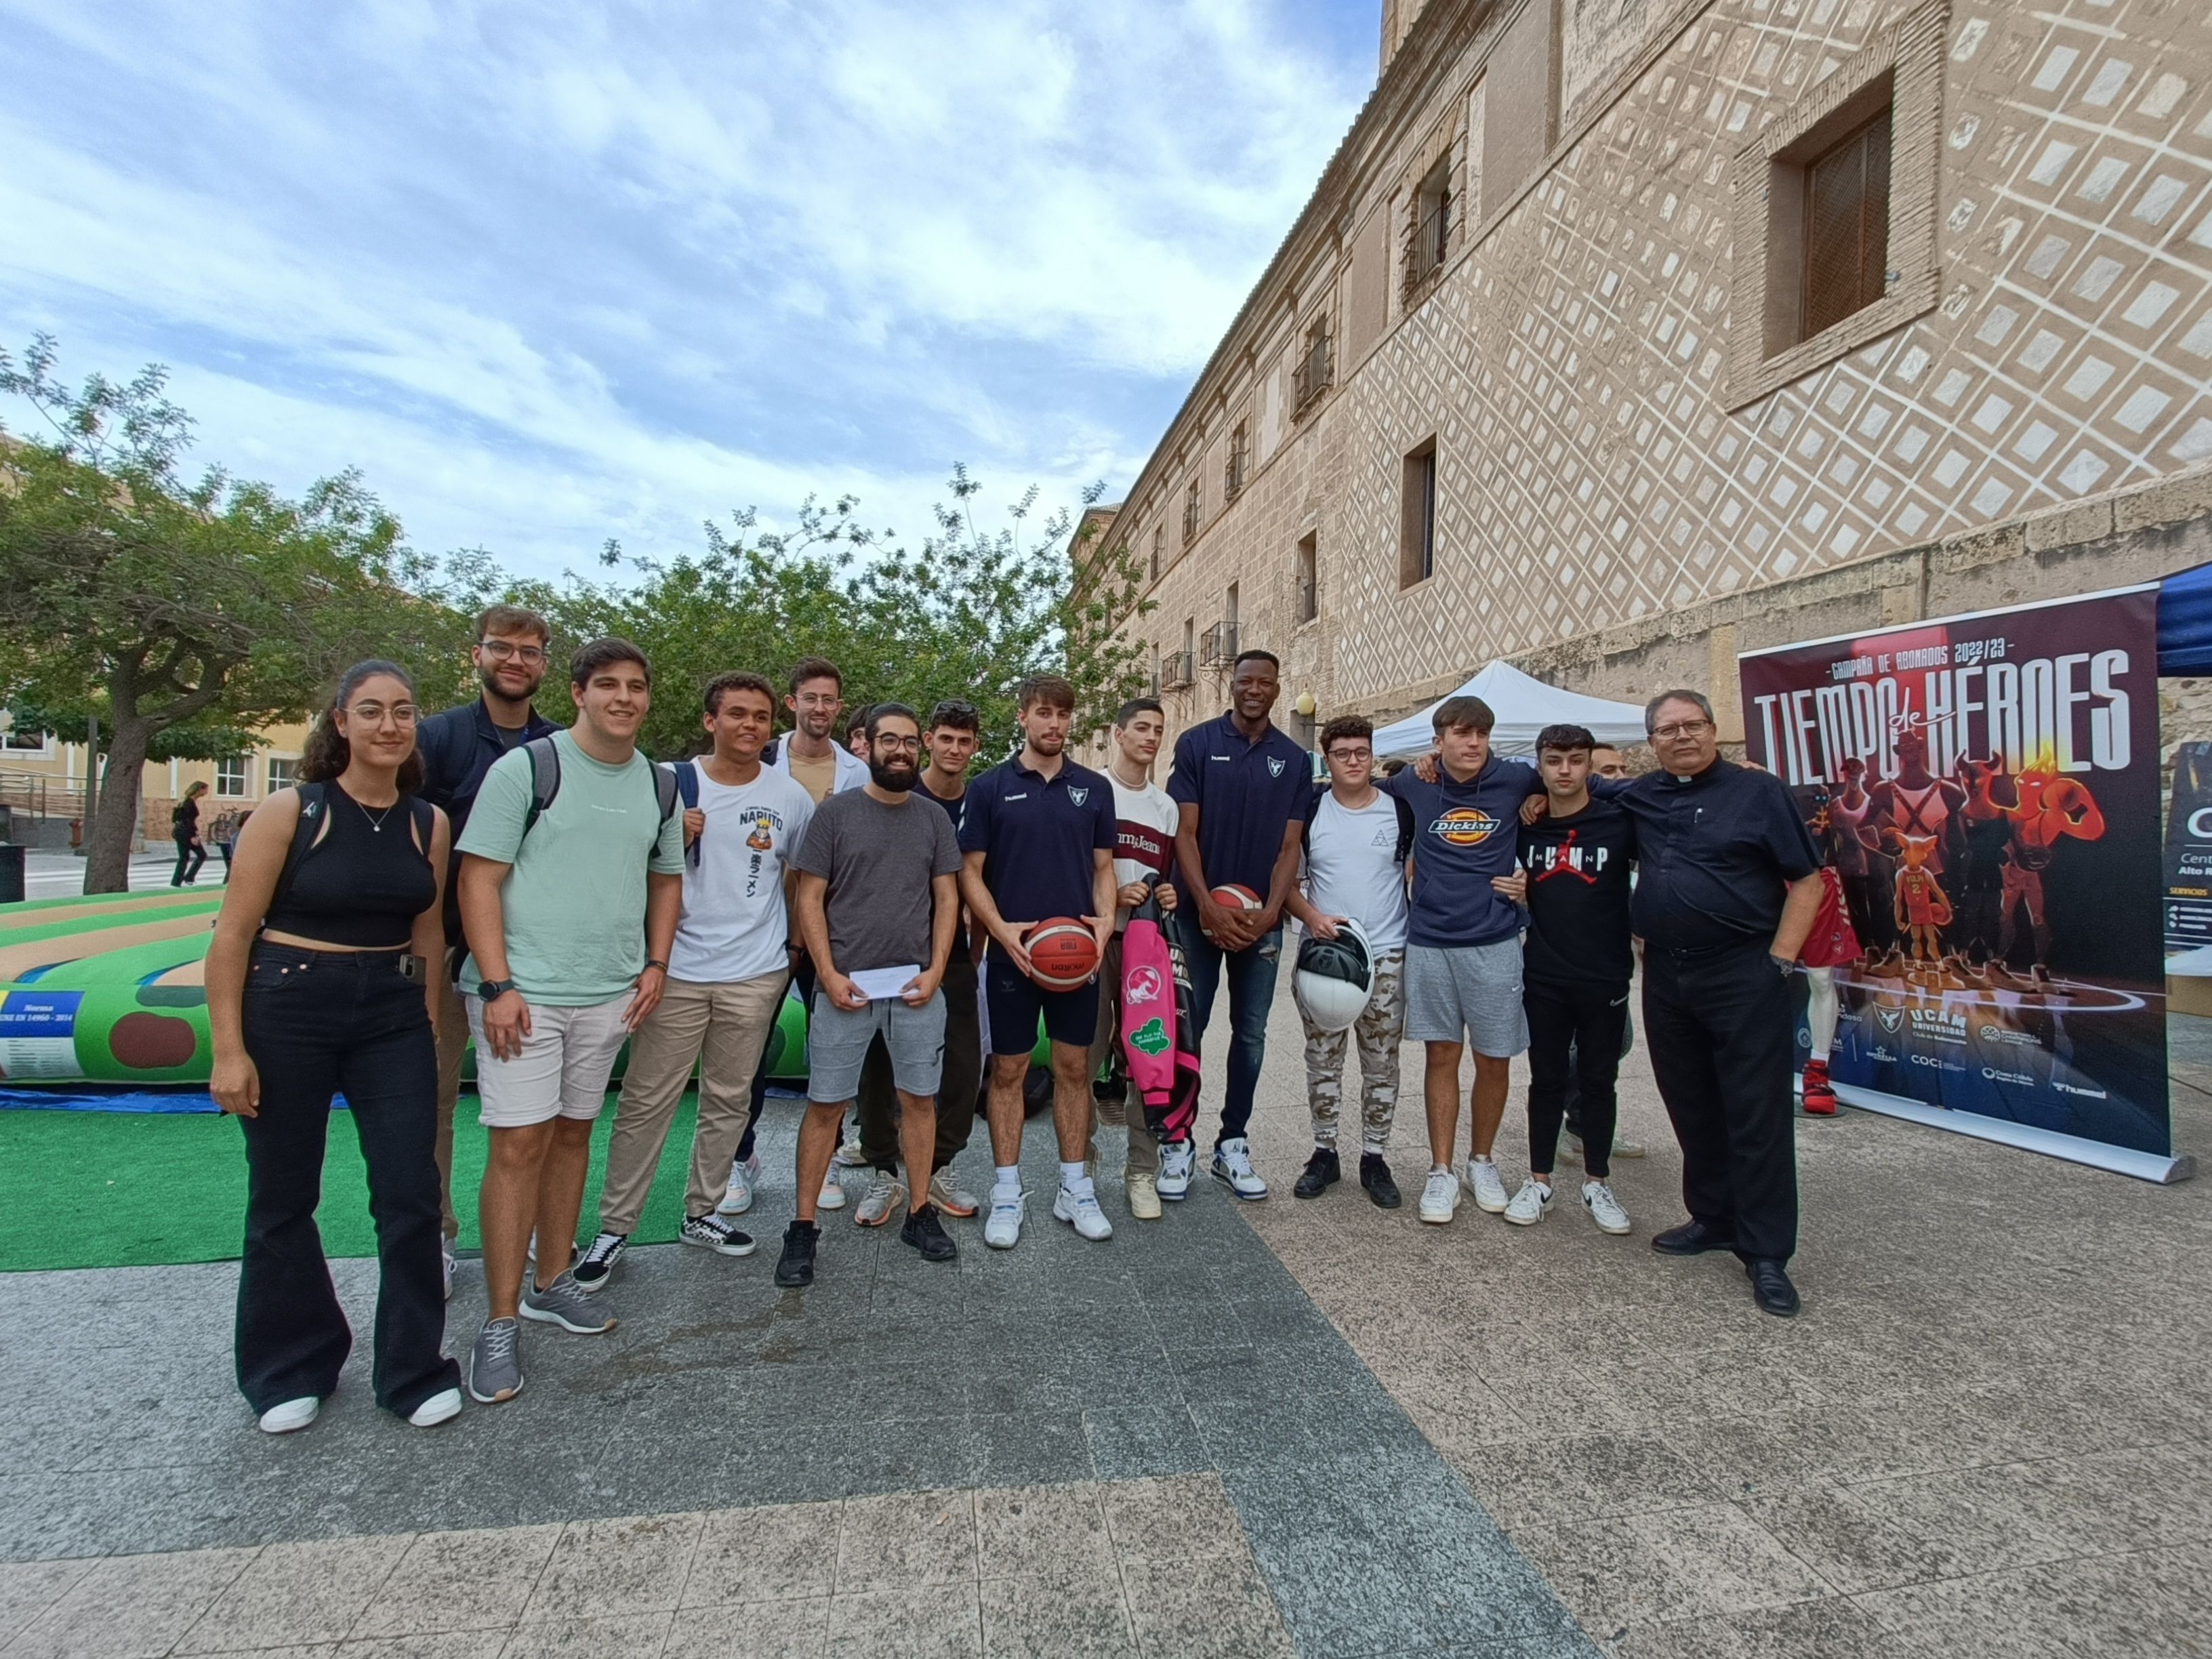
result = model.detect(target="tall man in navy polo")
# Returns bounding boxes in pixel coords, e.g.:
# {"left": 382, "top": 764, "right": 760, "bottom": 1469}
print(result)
{"left": 958, "top": 676, "right": 1120, "bottom": 1250}
{"left": 1168, "top": 649, "right": 1313, "bottom": 1202}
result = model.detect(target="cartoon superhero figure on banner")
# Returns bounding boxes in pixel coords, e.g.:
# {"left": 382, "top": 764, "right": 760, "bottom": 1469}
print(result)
{"left": 1956, "top": 752, "right": 2108, "bottom": 982}
{"left": 1888, "top": 832, "right": 1952, "bottom": 967}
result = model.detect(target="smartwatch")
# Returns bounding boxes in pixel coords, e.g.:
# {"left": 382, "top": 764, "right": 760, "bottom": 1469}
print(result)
{"left": 477, "top": 978, "right": 517, "bottom": 1000}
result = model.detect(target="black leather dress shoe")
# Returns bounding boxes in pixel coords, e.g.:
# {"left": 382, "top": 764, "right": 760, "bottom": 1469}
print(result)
{"left": 1650, "top": 1219, "right": 1739, "bottom": 1256}
{"left": 1746, "top": 1258, "right": 1801, "bottom": 1317}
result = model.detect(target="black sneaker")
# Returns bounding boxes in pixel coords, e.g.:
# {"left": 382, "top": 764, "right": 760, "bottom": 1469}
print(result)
{"left": 1359, "top": 1153, "right": 1401, "bottom": 1209}
{"left": 571, "top": 1231, "right": 626, "bottom": 1291}
{"left": 775, "top": 1220, "right": 819, "bottom": 1287}
{"left": 1292, "top": 1147, "right": 1340, "bottom": 1200}
{"left": 899, "top": 1203, "right": 958, "bottom": 1262}
{"left": 679, "top": 1214, "right": 756, "bottom": 1256}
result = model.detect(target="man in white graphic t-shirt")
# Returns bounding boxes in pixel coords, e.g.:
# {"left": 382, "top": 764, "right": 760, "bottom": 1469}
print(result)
{"left": 1285, "top": 716, "right": 1413, "bottom": 1210}
{"left": 579, "top": 671, "right": 816, "bottom": 1288}
{"left": 1086, "top": 697, "right": 1181, "bottom": 1219}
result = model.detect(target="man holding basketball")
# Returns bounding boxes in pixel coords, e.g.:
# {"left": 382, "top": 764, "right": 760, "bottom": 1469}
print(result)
{"left": 958, "top": 676, "right": 1120, "bottom": 1248}
{"left": 1168, "top": 649, "right": 1313, "bottom": 1200}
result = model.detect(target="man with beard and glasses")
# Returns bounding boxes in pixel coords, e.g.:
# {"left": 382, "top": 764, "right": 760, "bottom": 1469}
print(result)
{"left": 775, "top": 705, "right": 965, "bottom": 1286}
{"left": 959, "top": 676, "right": 1120, "bottom": 1249}
{"left": 415, "top": 603, "right": 560, "bottom": 1298}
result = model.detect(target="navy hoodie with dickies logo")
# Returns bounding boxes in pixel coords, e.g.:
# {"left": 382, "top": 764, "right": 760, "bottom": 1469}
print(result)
{"left": 1382, "top": 757, "right": 1544, "bottom": 949}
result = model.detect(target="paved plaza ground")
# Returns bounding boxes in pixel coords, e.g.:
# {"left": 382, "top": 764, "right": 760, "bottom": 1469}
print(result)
{"left": 3, "top": 993, "right": 2209, "bottom": 1658}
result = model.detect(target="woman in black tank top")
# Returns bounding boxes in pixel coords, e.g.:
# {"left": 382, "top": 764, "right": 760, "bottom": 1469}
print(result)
{"left": 206, "top": 660, "right": 464, "bottom": 1435}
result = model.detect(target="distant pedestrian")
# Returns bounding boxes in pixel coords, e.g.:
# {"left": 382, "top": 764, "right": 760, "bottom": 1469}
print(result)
{"left": 1619, "top": 690, "right": 1823, "bottom": 1317}
{"left": 170, "top": 781, "right": 209, "bottom": 886}
{"left": 204, "top": 660, "right": 462, "bottom": 1435}
{"left": 210, "top": 808, "right": 243, "bottom": 882}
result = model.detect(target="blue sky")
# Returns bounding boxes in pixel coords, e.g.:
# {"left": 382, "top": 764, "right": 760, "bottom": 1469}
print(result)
{"left": 0, "top": 0, "right": 1373, "bottom": 581}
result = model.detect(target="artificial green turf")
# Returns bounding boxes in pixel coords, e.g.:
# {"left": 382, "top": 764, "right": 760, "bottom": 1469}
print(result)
{"left": 0, "top": 1094, "right": 708, "bottom": 1273}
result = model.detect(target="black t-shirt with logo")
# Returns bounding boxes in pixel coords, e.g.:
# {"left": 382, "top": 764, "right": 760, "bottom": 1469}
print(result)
{"left": 1519, "top": 798, "right": 1637, "bottom": 985}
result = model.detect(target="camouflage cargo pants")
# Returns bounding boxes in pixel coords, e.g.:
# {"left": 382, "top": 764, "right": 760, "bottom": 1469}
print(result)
{"left": 1301, "top": 948, "right": 1404, "bottom": 1153}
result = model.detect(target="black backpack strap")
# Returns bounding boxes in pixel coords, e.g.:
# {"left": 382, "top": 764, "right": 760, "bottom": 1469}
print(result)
{"left": 407, "top": 794, "right": 436, "bottom": 857}
{"left": 673, "top": 760, "right": 700, "bottom": 866}
{"left": 519, "top": 736, "right": 562, "bottom": 838}
{"left": 1300, "top": 781, "right": 1326, "bottom": 852}
{"left": 1394, "top": 794, "right": 1416, "bottom": 863}
{"left": 266, "top": 782, "right": 331, "bottom": 920}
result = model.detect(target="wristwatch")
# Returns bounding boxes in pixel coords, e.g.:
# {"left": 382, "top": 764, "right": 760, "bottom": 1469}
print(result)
{"left": 1769, "top": 954, "right": 1796, "bottom": 978}
{"left": 477, "top": 978, "right": 517, "bottom": 1000}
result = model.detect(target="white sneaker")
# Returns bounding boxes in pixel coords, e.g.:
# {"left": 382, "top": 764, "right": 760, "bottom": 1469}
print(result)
{"left": 1210, "top": 1137, "right": 1268, "bottom": 1200}
{"left": 1503, "top": 1179, "right": 1553, "bottom": 1226}
{"left": 257, "top": 1396, "right": 319, "bottom": 1435}
{"left": 441, "top": 1239, "right": 456, "bottom": 1302}
{"left": 855, "top": 1174, "right": 905, "bottom": 1228}
{"left": 407, "top": 1387, "right": 463, "bottom": 1428}
{"left": 1462, "top": 1158, "right": 1510, "bottom": 1214}
{"left": 718, "top": 1153, "right": 762, "bottom": 1216}
{"left": 1054, "top": 1185, "right": 1114, "bottom": 1242}
{"left": 834, "top": 1130, "right": 869, "bottom": 1168}
{"left": 817, "top": 1172, "right": 846, "bottom": 1211}
{"left": 1612, "top": 1136, "right": 1647, "bottom": 1160}
{"left": 1156, "top": 1141, "right": 1195, "bottom": 1201}
{"left": 1418, "top": 1168, "right": 1460, "bottom": 1224}
{"left": 985, "top": 1187, "right": 1025, "bottom": 1250}
{"left": 1582, "top": 1180, "right": 1632, "bottom": 1235}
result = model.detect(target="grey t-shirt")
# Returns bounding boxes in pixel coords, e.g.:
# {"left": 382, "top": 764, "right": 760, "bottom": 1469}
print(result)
{"left": 791, "top": 788, "right": 964, "bottom": 973}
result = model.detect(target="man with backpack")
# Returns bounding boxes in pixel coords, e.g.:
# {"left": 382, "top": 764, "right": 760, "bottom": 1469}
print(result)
{"left": 1285, "top": 716, "right": 1413, "bottom": 1209}
{"left": 573, "top": 671, "right": 815, "bottom": 1290}
{"left": 415, "top": 603, "right": 560, "bottom": 1296}
{"left": 454, "top": 637, "right": 685, "bottom": 1404}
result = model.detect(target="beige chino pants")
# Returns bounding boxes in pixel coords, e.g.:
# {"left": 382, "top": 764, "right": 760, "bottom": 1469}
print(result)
{"left": 599, "top": 970, "right": 790, "bottom": 1234}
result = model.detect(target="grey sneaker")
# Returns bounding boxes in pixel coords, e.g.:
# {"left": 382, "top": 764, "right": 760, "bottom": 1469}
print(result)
{"left": 468, "top": 1317, "right": 524, "bottom": 1404}
{"left": 521, "top": 1269, "right": 617, "bottom": 1334}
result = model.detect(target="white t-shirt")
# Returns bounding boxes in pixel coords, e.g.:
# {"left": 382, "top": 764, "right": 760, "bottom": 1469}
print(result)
{"left": 1302, "top": 790, "right": 1410, "bottom": 954}
{"left": 668, "top": 766, "right": 818, "bottom": 983}
{"left": 1108, "top": 773, "right": 1179, "bottom": 932}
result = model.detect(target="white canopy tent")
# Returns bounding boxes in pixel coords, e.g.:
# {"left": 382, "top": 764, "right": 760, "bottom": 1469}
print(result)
{"left": 1371, "top": 661, "right": 1649, "bottom": 759}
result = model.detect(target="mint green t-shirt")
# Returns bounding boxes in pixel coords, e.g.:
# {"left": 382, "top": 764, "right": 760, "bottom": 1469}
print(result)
{"left": 456, "top": 731, "right": 685, "bottom": 1006}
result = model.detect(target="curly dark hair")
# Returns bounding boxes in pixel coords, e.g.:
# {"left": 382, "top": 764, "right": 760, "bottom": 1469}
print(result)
{"left": 299, "top": 661, "right": 425, "bottom": 792}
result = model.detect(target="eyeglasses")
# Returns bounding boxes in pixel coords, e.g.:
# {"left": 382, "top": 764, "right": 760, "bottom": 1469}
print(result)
{"left": 479, "top": 640, "right": 547, "bottom": 664}
{"left": 874, "top": 736, "right": 922, "bottom": 754}
{"left": 346, "top": 703, "right": 419, "bottom": 726}
{"left": 792, "top": 693, "right": 842, "bottom": 709}
{"left": 1326, "top": 747, "right": 1373, "bottom": 762}
{"left": 1650, "top": 719, "right": 1713, "bottom": 741}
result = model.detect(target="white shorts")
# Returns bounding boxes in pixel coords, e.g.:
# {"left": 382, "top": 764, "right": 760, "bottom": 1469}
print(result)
{"left": 468, "top": 994, "right": 632, "bottom": 1129}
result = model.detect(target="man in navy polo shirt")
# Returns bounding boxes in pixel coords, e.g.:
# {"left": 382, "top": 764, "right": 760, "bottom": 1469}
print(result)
{"left": 958, "top": 675, "right": 1120, "bottom": 1250}
{"left": 1168, "top": 648, "right": 1313, "bottom": 1202}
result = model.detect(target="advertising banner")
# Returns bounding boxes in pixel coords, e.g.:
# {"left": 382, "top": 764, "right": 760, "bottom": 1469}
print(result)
{"left": 1740, "top": 584, "right": 2188, "bottom": 1182}
{"left": 2163, "top": 741, "right": 2212, "bottom": 968}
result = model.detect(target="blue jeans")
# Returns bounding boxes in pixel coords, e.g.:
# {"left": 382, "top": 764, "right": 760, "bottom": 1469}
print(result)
{"left": 1172, "top": 916, "right": 1282, "bottom": 1146}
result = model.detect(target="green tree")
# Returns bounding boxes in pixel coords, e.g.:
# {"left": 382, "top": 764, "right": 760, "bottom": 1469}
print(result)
{"left": 512, "top": 470, "right": 1154, "bottom": 763}
{"left": 0, "top": 337, "right": 470, "bottom": 892}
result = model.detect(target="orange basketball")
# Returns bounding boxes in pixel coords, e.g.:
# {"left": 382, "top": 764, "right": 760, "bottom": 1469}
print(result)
{"left": 1025, "top": 918, "right": 1099, "bottom": 990}
{"left": 1209, "top": 884, "right": 1264, "bottom": 913}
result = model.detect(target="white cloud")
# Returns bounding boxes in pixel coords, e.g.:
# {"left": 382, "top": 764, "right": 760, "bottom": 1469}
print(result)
{"left": 0, "top": 0, "right": 1364, "bottom": 575}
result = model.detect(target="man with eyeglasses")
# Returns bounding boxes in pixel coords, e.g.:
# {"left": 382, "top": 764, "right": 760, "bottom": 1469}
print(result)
{"left": 1614, "top": 690, "right": 1823, "bottom": 1317}
{"left": 415, "top": 603, "right": 560, "bottom": 1298}
{"left": 1285, "top": 716, "right": 1412, "bottom": 1209}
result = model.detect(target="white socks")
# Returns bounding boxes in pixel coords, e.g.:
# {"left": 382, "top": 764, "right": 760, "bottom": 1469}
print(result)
{"left": 993, "top": 1164, "right": 1020, "bottom": 1199}
{"left": 1059, "top": 1160, "right": 1094, "bottom": 1198}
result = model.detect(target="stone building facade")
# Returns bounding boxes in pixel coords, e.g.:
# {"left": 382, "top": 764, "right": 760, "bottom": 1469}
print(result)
{"left": 1084, "top": 0, "right": 2212, "bottom": 760}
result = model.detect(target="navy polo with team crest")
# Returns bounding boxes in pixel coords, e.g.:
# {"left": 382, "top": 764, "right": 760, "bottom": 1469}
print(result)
{"left": 1166, "top": 710, "right": 1314, "bottom": 899}
{"left": 956, "top": 754, "right": 1118, "bottom": 926}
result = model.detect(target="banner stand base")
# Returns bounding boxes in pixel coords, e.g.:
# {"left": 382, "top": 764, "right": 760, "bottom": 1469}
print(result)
{"left": 1831, "top": 1084, "right": 2197, "bottom": 1184}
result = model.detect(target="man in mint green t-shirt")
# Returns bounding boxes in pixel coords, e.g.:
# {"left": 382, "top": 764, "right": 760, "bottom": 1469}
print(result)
{"left": 455, "top": 637, "right": 684, "bottom": 1406}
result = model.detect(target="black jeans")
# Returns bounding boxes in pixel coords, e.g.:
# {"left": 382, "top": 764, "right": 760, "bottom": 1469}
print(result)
{"left": 1562, "top": 1006, "right": 1635, "bottom": 1141}
{"left": 1525, "top": 977, "right": 1630, "bottom": 1179}
{"left": 236, "top": 943, "right": 458, "bottom": 1417}
{"left": 860, "top": 962, "right": 980, "bottom": 1176}
{"left": 171, "top": 837, "right": 206, "bottom": 885}
{"left": 1641, "top": 940, "right": 1798, "bottom": 1263}
{"left": 738, "top": 955, "right": 815, "bottom": 1163}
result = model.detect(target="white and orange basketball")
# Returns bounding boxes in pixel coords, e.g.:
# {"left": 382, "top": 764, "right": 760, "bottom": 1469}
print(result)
{"left": 1025, "top": 918, "right": 1100, "bottom": 990}
{"left": 1203, "top": 884, "right": 1265, "bottom": 941}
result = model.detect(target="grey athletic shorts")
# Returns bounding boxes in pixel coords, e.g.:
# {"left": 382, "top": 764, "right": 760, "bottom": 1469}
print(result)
{"left": 1404, "top": 941, "right": 1529, "bottom": 1057}
{"left": 807, "top": 989, "right": 947, "bottom": 1103}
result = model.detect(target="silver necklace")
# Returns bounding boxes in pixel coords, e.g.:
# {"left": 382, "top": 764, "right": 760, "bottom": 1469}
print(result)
{"left": 356, "top": 797, "right": 396, "bottom": 833}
